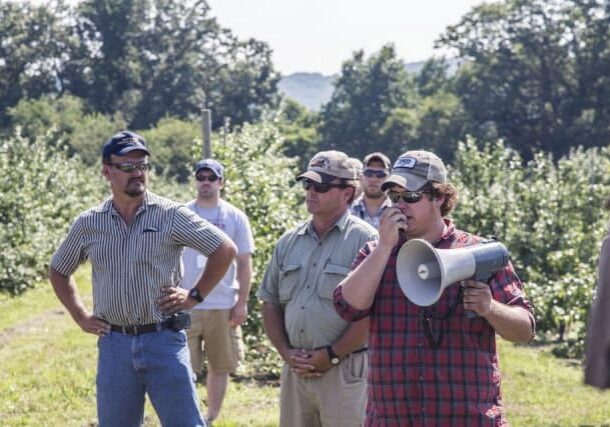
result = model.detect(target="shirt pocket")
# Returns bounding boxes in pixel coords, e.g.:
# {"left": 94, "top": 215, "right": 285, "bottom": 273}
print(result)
{"left": 279, "top": 264, "right": 301, "bottom": 304}
{"left": 318, "top": 262, "right": 351, "bottom": 300}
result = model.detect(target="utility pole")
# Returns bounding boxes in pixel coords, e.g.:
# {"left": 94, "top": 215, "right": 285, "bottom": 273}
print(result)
{"left": 201, "top": 96, "right": 212, "bottom": 158}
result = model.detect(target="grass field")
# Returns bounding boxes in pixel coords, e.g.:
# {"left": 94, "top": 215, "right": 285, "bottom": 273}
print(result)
{"left": 1, "top": 269, "right": 609, "bottom": 426}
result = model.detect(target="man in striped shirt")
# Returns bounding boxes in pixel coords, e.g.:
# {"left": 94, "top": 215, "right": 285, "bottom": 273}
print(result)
{"left": 334, "top": 150, "right": 535, "bottom": 426}
{"left": 49, "top": 131, "right": 236, "bottom": 427}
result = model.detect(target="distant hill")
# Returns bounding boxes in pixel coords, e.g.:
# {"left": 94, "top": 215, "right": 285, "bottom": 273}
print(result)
{"left": 277, "top": 72, "right": 337, "bottom": 111}
{"left": 278, "top": 59, "right": 461, "bottom": 111}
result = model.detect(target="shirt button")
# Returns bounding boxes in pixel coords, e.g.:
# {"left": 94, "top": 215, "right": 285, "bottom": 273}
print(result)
{"left": 301, "top": 306, "right": 305, "bottom": 310}
{"left": 300, "top": 329, "right": 304, "bottom": 333}
{"left": 313, "top": 262, "right": 317, "bottom": 267}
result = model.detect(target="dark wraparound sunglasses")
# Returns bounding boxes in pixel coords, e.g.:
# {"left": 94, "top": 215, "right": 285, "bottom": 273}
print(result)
{"left": 111, "top": 161, "right": 150, "bottom": 173}
{"left": 363, "top": 169, "right": 388, "bottom": 178}
{"left": 301, "top": 178, "right": 348, "bottom": 193}
{"left": 386, "top": 190, "right": 428, "bottom": 204}
{"left": 196, "top": 174, "right": 220, "bottom": 182}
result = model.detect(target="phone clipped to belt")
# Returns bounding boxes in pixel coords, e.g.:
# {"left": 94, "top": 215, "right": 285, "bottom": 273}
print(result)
{"left": 167, "top": 312, "right": 192, "bottom": 331}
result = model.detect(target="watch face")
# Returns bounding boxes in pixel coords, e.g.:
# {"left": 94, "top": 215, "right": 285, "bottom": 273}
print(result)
{"left": 331, "top": 357, "right": 340, "bottom": 365}
{"left": 189, "top": 288, "right": 203, "bottom": 302}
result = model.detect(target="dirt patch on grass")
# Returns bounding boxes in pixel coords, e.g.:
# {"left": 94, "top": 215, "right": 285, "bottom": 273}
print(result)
{"left": 0, "top": 308, "right": 66, "bottom": 347}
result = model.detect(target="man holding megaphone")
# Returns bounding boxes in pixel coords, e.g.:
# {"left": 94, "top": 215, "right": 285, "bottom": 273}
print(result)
{"left": 333, "top": 150, "right": 536, "bottom": 426}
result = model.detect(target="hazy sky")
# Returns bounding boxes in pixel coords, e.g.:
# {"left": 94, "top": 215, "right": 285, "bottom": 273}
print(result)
{"left": 208, "top": 0, "right": 484, "bottom": 75}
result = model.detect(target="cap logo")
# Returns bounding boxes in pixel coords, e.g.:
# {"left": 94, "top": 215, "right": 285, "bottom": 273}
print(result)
{"left": 394, "top": 157, "right": 416, "bottom": 169}
{"left": 310, "top": 157, "right": 329, "bottom": 169}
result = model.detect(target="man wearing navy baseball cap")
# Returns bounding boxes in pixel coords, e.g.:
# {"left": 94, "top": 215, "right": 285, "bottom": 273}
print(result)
{"left": 181, "top": 158, "right": 255, "bottom": 424}
{"left": 49, "top": 130, "right": 237, "bottom": 426}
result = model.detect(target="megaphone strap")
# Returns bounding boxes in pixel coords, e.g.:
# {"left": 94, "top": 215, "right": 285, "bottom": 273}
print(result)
{"left": 421, "top": 314, "right": 444, "bottom": 350}
{"left": 420, "top": 286, "right": 465, "bottom": 349}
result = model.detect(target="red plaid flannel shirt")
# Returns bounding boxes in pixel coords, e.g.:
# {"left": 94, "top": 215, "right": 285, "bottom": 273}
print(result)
{"left": 334, "top": 219, "right": 535, "bottom": 427}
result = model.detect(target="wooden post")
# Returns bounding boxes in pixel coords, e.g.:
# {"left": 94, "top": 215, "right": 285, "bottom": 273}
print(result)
{"left": 201, "top": 98, "right": 212, "bottom": 158}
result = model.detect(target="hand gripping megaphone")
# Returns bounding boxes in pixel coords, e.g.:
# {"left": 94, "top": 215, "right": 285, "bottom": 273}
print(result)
{"left": 396, "top": 238, "right": 510, "bottom": 307}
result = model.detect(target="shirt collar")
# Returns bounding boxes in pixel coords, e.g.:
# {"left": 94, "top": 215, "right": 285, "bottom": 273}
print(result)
{"left": 298, "top": 209, "right": 351, "bottom": 236}
{"left": 94, "top": 191, "right": 158, "bottom": 215}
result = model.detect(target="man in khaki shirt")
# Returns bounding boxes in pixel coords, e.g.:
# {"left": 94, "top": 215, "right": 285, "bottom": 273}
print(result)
{"left": 257, "top": 150, "right": 377, "bottom": 427}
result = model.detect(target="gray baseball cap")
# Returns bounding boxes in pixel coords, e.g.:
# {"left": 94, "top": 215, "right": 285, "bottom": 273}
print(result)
{"left": 381, "top": 150, "right": 447, "bottom": 191}
{"left": 297, "top": 150, "right": 358, "bottom": 183}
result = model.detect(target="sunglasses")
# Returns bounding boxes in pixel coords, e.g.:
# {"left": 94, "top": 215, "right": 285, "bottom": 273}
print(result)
{"left": 301, "top": 179, "right": 348, "bottom": 193}
{"left": 363, "top": 169, "right": 388, "bottom": 178}
{"left": 195, "top": 174, "right": 220, "bottom": 182}
{"left": 386, "top": 190, "right": 428, "bottom": 204}
{"left": 111, "top": 161, "right": 150, "bottom": 173}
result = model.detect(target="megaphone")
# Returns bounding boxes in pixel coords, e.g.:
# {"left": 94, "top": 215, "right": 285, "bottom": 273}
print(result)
{"left": 396, "top": 238, "right": 509, "bottom": 307}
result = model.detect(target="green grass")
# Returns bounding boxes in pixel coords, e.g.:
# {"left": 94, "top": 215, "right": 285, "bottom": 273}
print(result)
{"left": 1, "top": 271, "right": 610, "bottom": 426}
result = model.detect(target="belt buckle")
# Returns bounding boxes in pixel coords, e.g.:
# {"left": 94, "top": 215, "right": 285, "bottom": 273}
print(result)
{"left": 121, "top": 325, "right": 137, "bottom": 335}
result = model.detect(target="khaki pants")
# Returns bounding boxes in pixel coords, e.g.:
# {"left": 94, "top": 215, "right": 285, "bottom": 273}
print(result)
{"left": 186, "top": 309, "right": 244, "bottom": 374}
{"left": 280, "top": 351, "right": 368, "bottom": 427}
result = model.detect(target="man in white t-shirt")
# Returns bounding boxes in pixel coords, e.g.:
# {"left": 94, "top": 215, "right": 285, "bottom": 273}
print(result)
{"left": 181, "top": 159, "right": 255, "bottom": 424}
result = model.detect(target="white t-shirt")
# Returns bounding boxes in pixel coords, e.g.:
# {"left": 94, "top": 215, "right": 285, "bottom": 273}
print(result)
{"left": 181, "top": 199, "right": 255, "bottom": 310}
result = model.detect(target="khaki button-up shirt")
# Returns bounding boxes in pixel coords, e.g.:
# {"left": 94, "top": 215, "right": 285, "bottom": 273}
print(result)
{"left": 257, "top": 211, "right": 377, "bottom": 349}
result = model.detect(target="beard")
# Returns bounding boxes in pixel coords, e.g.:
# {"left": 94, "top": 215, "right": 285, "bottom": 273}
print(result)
{"left": 363, "top": 188, "right": 384, "bottom": 199}
{"left": 124, "top": 180, "right": 146, "bottom": 197}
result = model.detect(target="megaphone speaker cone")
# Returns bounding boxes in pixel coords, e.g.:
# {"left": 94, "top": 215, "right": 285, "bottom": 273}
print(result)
{"left": 396, "top": 239, "right": 477, "bottom": 306}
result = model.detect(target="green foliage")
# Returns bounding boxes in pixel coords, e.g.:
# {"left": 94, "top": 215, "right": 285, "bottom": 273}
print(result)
{"left": 0, "top": 132, "right": 104, "bottom": 295}
{"left": 319, "top": 44, "right": 414, "bottom": 160}
{"left": 0, "top": 1, "right": 75, "bottom": 127}
{"left": 452, "top": 138, "right": 610, "bottom": 355}
{"left": 438, "top": 0, "right": 610, "bottom": 159}
{"left": 8, "top": 95, "right": 126, "bottom": 165}
{"left": 0, "top": 0, "right": 279, "bottom": 131}
{"left": 275, "top": 98, "right": 320, "bottom": 171}
{"left": 140, "top": 117, "right": 202, "bottom": 183}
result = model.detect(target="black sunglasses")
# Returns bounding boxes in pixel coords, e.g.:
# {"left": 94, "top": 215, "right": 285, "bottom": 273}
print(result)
{"left": 363, "top": 169, "right": 388, "bottom": 178}
{"left": 196, "top": 174, "right": 220, "bottom": 182}
{"left": 386, "top": 190, "right": 428, "bottom": 204}
{"left": 111, "top": 161, "right": 150, "bottom": 173}
{"left": 301, "top": 179, "right": 348, "bottom": 193}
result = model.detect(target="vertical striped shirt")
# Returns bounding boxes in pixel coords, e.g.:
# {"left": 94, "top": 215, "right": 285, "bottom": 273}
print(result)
{"left": 50, "top": 192, "right": 227, "bottom": 325}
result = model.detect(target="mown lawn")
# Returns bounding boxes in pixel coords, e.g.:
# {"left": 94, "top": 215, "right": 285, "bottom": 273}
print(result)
{"left": 1, "top": 269, "right": 609, "bottom": 426}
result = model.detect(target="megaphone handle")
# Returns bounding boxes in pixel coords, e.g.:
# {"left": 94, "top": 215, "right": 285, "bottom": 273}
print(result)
{"left": 465, "top": 309, "right": 478, "bottom": 319}
{"left": 459, "top": 284, "right": 479, "bottom": 319}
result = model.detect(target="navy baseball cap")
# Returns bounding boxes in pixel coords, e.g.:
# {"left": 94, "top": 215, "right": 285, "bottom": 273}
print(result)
{"left": 102, "top": 131, "right": 149, "bottom": 162}
{"left": 195, "top": 159, "right": 224, "bottom": 179}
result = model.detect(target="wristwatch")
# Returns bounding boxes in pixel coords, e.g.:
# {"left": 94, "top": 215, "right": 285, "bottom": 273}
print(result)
{"left": 326, "top": 345, "right": 341, "bottom": 365}
{"left": 188, "top": 287, "right": 204, "bottom": 303}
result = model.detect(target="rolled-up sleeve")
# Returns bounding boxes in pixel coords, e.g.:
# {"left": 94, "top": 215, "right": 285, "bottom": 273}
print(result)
{"left": 333, "top": 243, "right": 374, "bottom": 321}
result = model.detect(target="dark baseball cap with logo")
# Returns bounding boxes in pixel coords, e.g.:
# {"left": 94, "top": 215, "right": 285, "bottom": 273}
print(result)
{"left": 296, "top": 150, "right": 358, "bottom": 183}
{"left": 381, "top": 150, "right": 447, "bottom": 191}
{"left": 102, "top": 131, "right": 150, "bottom": 163}
{"left": 195, "top": 159, "right": 224, "bottom": 179}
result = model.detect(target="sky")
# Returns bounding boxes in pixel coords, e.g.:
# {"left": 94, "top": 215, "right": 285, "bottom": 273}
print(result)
{"left": 208, "top": 0, "right": 484, "bottom": 76}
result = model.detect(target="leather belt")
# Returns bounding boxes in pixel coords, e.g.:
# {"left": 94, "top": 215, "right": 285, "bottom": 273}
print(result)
{"left": 110, "top": 319, "right": 172, "bottom": 336}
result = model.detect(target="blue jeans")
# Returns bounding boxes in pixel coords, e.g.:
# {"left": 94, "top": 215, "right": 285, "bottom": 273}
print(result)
{"left": 96, "top": 329, "right": 205, "bottom": 427}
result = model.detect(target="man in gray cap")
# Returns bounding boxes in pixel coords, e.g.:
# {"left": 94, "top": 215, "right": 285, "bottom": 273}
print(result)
{"left": 181, "top": 158, "right": 255, "bottom": 424}
{"left": 350, "top": 152, "right": 392, "bottom": 229}
{"left": 49, "top": 131, "right": 237, "bottom": 426}
{"left": 334, "top": 150, "right": 535, "bottom": 426}
{"left": 257, "top": 150, "right": 377, "bottom": 427}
